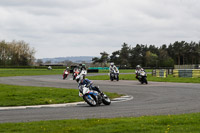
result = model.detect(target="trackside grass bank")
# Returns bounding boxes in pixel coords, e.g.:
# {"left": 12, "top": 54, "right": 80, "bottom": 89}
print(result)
{"left": 88, "top": 74, "right": 200, "bottom": 83}
{"left": 0, "top": 69, "right": 64, "bottom": 77}
{"left": 0, "top": 68, "right": 151, "bottom": 77}
{"left": 98, "top": 69, "right": 152, "bottom": 73}
{"left": 0, "top": 113, "right": 200, "bottom": 133}
{"left": 0, "top": 84, "right": 122, "bottom": 107}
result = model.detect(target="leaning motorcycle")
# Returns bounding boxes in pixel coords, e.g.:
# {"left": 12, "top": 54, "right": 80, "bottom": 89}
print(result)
{"left": 73, "top": 71, "right": 80, "bottom": 80}
{"left": 110, "top": 70, "right": 119, "bottom": 81}
{"left": 137, "top": 70, "right": 148, "bottom": 84}
{"left": 79, "top": 85, "right": 111, "bottom": 106}
{"left": 63, "top": 70, "right": 70, "bottom": 80}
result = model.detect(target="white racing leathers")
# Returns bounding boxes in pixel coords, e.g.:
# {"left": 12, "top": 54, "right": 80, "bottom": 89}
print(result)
{"left": 109, "top": 66, "right": 119, "bottom": 81}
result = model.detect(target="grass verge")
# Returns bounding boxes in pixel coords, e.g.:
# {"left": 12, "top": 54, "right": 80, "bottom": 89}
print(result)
{"left": 0, "top": 113, "right": 200, "bottom": 133}
{"left": 88, "top": 74, "right": 200, "bottom": 83}
{"left": 0, "top": 69, "right": 152, "bottom": 77}
{"left": 0, "top": 84, "right": 122, "bottom": 107}
{"left": 99, "top": 69, "right": 152, "bottom": 73}
{"left": 0, "top": 69, "right": 64, "bottom": 77}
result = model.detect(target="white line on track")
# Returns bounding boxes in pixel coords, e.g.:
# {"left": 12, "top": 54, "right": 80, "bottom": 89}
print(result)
{"left": 0, "top": 95, "right": 133, "bottom": 111}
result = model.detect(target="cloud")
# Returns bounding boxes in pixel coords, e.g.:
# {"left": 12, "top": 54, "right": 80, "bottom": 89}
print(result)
{"left": 0, "top": 0, "right": 200, "bottom": 58}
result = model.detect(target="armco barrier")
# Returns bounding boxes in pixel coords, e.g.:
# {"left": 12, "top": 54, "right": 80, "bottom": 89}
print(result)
{"left": 87, "top": 69, "right": 99, "bottom": 73}
{"left": 152, "top": 69, "right": 168, "bottom": 78}
{"left": 173, "top": 69, "right": 200, "bottom": 78}
{"left": 88, "top": 67, "right": 109, "bottom": 70}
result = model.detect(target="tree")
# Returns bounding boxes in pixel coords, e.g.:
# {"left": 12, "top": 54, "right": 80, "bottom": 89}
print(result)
{"left": 94, "top": 41, "right": 200, "bottom": 68}
{"left": 158, "top": 48, "right": 174, "bottom": 67}
{"left": 119, "top": 43, "right": 130, "bottom": 67}
{"left": 92, "top": 57, "right": 100, "bottom": 64}
{"left": 100, "top": 51, "right": 109, "bottom": 67}
{"left": 129, "top": 44, "right": 143, "bottom": 67}
{"left": 0, "top": 40, "right": 35, "bottom": 66}
{"left": 145, "top": 51, "right": 158, "bottom": 67}
{"left": 172, "top": 41, "right": 186, "bottom": 65}
{"left": 110, "top": 50, "right": 120, "bottom": 65}
{"left": 0, "top": 41, "right": 8, "bottom": 66}
{"left": 92, "top": 51, "right": 109, "bottom": 67}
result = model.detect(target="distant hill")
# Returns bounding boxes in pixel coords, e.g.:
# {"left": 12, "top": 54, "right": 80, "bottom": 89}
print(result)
{"left": 40, "top": 56, "right": 95, "bottom": 63}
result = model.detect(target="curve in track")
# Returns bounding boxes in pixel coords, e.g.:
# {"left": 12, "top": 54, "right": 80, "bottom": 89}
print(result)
{"left": 0, "top": 74, "right": 200, "bottom": 123}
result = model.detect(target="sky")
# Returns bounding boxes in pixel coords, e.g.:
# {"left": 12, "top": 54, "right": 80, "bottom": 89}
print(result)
{"left": 0, "top": 0, "right": 200, "bottom": 59}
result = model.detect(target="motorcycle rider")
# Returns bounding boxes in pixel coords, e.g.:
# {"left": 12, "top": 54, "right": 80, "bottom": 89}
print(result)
{"left": 66, "top": 67, "right": 70, "bottom": 71}
{"left": 72, "top": 66, "right": 80, "bottom": 80}
{"left": 73, "top": 66, "right": 80, "bottom": 75}
{"left": 109, "top": 63, "right": 119, "bottom": 74}
{"left": 76, "top": 75, "right": 104, "bottom": 96}
{"left": 63, "top": 67, "right": 70, "bottom": 80}
{"left": 73, "top": 66, "right": 79, "bottom": 73}
{"left": 79, "top": 64, "right": 87, "bottom": 73}
{"left": 135, "top": 65, "right": 144, "bottom": 80}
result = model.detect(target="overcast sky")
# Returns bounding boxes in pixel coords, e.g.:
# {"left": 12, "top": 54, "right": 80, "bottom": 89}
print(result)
{"left": 0, "top": 0, "right": 200, "bottom": 59}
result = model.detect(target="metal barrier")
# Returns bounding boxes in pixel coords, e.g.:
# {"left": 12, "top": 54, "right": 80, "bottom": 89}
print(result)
{"left": 88, "top": 67, "right": 109, "bottom": 70}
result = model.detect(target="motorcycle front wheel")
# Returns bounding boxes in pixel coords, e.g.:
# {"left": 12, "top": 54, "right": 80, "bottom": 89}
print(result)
{"left": 83, "top": 94, "right": 97, "bottom": 106}
{"left": 63, "top": 74, "right": 67, "bottom": 79}
{"left": 144, "top": 77, "right": 148, "bottom": 84}
{"left": 116, "top": 75, "right": 119, "bottom": 81}
{"left": 110, "top": 76, "right": 113, "bottom": 81}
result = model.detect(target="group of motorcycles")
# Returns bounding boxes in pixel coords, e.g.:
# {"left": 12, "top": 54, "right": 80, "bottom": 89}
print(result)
{"left": 109, "top": 68, "right": 148, "bottom": 84}
{"left": 62, "top": 68, "right": 79, "bottom": 80}
{"left": 62, "top": 66, "right": 148, "bottom": 107}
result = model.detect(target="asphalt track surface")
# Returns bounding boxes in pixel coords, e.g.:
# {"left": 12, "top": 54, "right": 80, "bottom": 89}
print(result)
{"left": 0, "top": 74, "right": 200, "bottom": 123}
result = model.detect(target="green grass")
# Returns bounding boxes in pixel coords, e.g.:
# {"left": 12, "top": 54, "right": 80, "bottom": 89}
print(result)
{"left": 0, "top": 69, "right": 64, "bottom": 77}
{"left": 0, "top": 113, "right": 200, "bottom": 133}
{"left": 99, "top": 69, "right": 152, "bottom": 73}
{"left": 0, "top": 84, "right": 122, "bottom": 107}
{"left": 0, "top": 68, "right": 152, "bottom": 77}
{"left": 88, "top": 74, "right": 200, "bottom": 83}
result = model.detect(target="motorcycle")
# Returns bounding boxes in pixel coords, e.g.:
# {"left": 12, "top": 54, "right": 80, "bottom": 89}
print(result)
{"left": 63, "top": 70, "right": 70, "bottom": 80}
{"left": 73, "top": 70, "right": 80, "bottom": 80}
{"left": 110, "top": 69, "right": 119, "bottom": 81}
{"left": 137, "top": 70, "right": 148, "bottom": 84}
{"left": 79, "top": 85, "right": 111, "bottom": 106}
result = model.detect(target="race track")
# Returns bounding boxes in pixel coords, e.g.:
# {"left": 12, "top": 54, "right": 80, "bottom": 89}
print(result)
{"left": 0, "top": 74, "right": 200, "bottom": 123}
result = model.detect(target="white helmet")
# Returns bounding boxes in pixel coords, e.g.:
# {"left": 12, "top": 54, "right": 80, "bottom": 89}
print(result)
{"left": 136, "top": 65, "right": 141, "bottom": 69}
{"left": 110, "top": 63, "right": 114, "bottom": 66}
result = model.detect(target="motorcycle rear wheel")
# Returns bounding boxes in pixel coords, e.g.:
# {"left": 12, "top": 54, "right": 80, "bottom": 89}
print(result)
{"left": 102, "top": 95, "right": 111, "bottom": 105}
{"left": 144, "top": 77, "right": 148, "bottom": 84}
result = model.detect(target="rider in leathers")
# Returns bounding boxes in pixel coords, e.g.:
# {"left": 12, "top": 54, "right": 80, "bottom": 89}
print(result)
{"left": 109, "top": 63, "right": 119, "bottom": 75}
{"left": 76, "top": 75, "right": 103, "bottom": 96}
{"left": 135, "top": 65, "right": 144, "bottom": 80}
